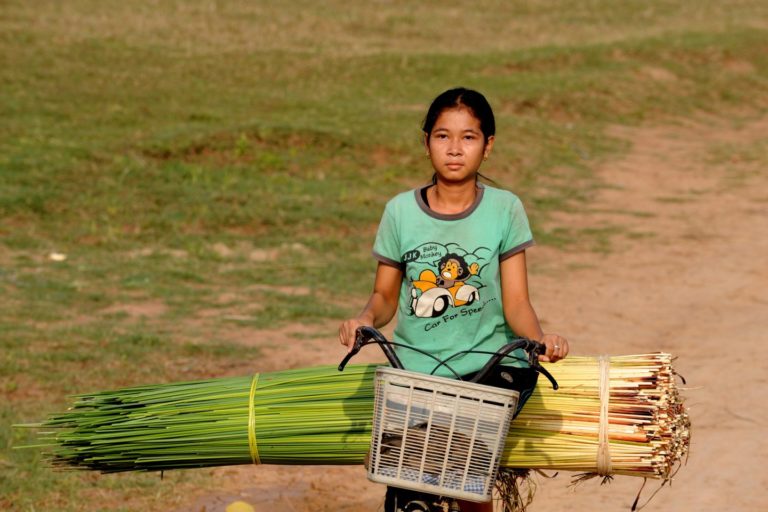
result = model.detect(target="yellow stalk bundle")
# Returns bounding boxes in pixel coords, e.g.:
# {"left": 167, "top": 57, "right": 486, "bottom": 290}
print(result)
{"left": 510, "top": 354, "right": 690, "bottom": 479}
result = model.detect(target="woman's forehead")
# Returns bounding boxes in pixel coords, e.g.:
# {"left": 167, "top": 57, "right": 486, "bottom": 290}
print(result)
{"left": 432, "top": 107, "right": 481, "bottom": 131}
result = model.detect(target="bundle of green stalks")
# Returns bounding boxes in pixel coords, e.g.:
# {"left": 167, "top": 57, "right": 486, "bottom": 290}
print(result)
{"left": 21, "top": 354, "right": 689, "bottom": 480}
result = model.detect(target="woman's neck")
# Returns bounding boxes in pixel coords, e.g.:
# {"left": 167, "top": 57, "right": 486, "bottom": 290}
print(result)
{"left": 426, "top": 178, "right": 478, "bottom": 215}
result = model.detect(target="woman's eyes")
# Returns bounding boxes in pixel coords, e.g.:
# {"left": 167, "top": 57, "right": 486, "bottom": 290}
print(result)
{"left": 435, "top": 133, "right": 477, "bottom": 140}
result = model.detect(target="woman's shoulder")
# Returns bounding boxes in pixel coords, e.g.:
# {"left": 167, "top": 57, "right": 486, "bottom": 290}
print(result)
{"left": 481, "top": 184, "right": 523, "bottom": 206}
{"left": 383, "top": 187, "right": 422, "bottom": 210}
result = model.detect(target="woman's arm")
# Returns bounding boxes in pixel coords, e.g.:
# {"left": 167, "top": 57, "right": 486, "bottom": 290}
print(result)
{"left": 500, "top": 251, "right": 569, "bottom": 362}
{"left": 338, "top": 262, "right": 403, "bottom": 351}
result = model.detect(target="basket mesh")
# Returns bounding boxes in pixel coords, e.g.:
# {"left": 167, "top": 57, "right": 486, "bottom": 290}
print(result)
{"left": 368, "top": 367, "right": 519, "bottom": 502}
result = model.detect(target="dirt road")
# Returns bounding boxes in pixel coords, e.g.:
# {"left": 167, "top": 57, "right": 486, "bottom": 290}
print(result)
{"left": 182, "top": 114, "right": 768, "bottom": 511}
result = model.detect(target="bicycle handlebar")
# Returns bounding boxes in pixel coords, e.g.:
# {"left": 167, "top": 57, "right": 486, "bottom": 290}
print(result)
{"left": 338, "top": 326, "right": 558, "bottom": 390}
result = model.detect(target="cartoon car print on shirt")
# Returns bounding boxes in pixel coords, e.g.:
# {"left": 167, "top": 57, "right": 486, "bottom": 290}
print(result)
{"left": 410, "top": 253, "right": 481, "bottom": 318}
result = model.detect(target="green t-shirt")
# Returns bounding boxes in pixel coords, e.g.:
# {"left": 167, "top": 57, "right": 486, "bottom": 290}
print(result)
{"left": 373, "top": 184, "right": 534, "bottom": 377}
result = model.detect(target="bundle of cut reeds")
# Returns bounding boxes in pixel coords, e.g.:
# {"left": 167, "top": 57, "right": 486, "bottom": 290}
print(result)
{"left": 23, "top": 354, "right": 689, "bottom": 480}
{"left": 504, "top": 354, "right": 690, "bottom": 479}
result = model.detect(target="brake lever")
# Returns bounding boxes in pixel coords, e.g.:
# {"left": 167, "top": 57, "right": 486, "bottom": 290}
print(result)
{"left": 533, "top": 363, "right": 559, "bottom": 390}
{"left": 337, "top": 329, "right": 365, "bottom": 372}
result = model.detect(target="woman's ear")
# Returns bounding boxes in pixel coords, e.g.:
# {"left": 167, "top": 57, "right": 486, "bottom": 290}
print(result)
{"left": 483, "top": 135, "right": 495, "bottom": 160}
{"left": 423, "top": 133, "right": 430, "bottom": 156}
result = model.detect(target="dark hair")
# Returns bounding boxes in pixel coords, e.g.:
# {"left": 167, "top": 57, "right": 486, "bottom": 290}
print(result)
{"left": 422, "top": 88, "right": 496, "bottom": 143}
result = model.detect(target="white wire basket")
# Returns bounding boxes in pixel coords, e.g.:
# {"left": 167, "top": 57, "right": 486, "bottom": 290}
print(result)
{"left": 368, "top": 366, "right": 520, "bottom": 502}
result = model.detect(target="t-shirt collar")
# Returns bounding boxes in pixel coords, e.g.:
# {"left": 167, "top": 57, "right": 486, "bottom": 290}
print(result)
{"left": 415, "top": 183, "right": 485, "bottom": 221}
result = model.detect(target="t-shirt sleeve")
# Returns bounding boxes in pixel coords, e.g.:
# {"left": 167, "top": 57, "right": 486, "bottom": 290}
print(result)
{"left": 499, "top": 196, "right": 535, "bottom": 260}
{"left": 372, "top": 204, "right": 403, "bottom": 269}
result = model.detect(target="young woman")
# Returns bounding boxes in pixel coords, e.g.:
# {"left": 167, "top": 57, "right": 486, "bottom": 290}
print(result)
{"left": 339, "top": 88, "right": 569, "bottom": 511}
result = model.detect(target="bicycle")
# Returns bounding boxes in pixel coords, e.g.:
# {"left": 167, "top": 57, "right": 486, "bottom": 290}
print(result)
{"left": 338, "top": 326, "right": 559, "bottom": 512}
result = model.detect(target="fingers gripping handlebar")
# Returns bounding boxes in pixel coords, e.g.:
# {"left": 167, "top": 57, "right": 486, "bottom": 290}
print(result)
{"left": 338, "top": 326, "right": 558, "bottom": 390}
{"left": 338, "top": 326, "right": 404, "bottom": 371}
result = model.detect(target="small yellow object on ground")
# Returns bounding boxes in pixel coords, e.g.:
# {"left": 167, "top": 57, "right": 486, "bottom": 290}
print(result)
{"left": 225, "top": 500, "right": 255, "bottom": 512}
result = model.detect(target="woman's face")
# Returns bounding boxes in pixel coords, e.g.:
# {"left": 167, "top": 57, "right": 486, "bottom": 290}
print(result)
{"left": 426, "top": 107, "right": 494, "bottom": 184}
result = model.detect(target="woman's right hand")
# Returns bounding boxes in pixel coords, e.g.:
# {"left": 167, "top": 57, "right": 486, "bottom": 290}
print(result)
{"left": 338, "top": 318, "right": 367, "bottom": 352}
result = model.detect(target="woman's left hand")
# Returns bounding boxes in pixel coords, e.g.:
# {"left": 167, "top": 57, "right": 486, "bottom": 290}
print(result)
{"left": 538, "top": 333, "right": 569, "bottom": 363}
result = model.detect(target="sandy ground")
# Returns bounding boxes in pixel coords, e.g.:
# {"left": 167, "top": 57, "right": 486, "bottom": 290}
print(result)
{"left": 179, "top": 114, "right": 768, "bottom": 512}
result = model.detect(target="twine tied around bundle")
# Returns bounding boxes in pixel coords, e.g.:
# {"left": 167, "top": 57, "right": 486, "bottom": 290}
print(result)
{"left": 597, "top": 355, "right": 613, "bottom": 476}
{"left": 248, "top": 373, "right": 261, "bottom": 465}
